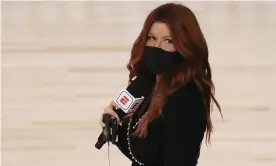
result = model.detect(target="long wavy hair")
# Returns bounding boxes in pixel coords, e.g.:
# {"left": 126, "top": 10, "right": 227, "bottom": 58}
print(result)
{"left": 126, "top": 3, "right": 222, "bottom": 144}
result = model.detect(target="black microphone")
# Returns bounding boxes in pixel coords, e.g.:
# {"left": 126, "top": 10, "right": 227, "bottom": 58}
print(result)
{"left": 95, "top": 76, "right": 152, "bottom": 149}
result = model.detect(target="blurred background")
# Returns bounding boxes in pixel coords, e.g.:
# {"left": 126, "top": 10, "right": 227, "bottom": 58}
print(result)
{"left": 1, "top": 1, "right": 276, "bottom": 166}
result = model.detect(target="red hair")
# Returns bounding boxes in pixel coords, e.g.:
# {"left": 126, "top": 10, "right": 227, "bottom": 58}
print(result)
{"left": 126, "top": 3, "right": 222, "bottom": 144}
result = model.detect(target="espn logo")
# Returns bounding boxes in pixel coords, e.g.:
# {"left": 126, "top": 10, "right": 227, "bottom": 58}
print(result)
{"left": 131, "top": 102, "right": 140, "bottom": 109}
{"left": 119, "top": 95, "right": 130, "bottom": 105}
{"left": 115, "top": 90, "right": 135, "bottom": 112}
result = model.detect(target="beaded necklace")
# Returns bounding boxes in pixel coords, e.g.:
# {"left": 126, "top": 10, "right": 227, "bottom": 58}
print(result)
{"left": 126, "top": 116, "right": 145, "bottom": 165}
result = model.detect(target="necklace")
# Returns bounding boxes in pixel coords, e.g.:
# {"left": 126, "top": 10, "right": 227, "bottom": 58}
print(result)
{"left": 127, "top": 116, "right": 145, "bottom": 165}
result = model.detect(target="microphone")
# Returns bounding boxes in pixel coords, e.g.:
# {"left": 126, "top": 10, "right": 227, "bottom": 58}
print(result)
{"left": 113, "top": 89, "right": 145, "bottom": 117}
{"left": 95, "top": 76, "right": 151, "bottom": 149}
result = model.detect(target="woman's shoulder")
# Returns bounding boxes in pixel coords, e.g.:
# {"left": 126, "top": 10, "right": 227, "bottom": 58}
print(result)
{"left": 167, "top": 80, "right": 202, "bottom": 103}
{"left": 163, "top": 80, "right": 205, "bottom": 117}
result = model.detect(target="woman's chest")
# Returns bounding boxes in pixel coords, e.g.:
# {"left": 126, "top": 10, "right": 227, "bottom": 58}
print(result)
{"left": 118, "top": 112, "right": 164, "bottom": 165}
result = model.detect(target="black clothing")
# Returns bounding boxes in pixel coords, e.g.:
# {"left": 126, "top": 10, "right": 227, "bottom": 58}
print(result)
{"left": 115, "top": 78, "right": 206, "bottom": 166}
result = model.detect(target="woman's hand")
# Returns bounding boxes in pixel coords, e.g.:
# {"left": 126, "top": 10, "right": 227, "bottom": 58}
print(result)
{"left": 99, "top": 101, "right": 120, "bottom": 128}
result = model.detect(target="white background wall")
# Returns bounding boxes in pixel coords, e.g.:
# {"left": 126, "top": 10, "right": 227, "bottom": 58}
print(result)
{"left": 2, "top": 1, "right": 276, "bottom": 166}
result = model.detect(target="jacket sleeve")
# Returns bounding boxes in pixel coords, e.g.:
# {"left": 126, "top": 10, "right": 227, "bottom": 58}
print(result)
{"left": 162, "top": 86, "right": 206, "bottom": 166}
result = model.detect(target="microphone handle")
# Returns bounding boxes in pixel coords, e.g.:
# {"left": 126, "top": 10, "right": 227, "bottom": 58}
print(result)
{"left": 95, "top": 131, "right": 107, "bottom": 149}
{"left": 114, "top": 107, "right": 126, "bottom": 120}
{"left": 95, "top": 113, "right": 112, "bottom": 149}
{"left": 95, "top": 108, "right": 126, "bottom": 149}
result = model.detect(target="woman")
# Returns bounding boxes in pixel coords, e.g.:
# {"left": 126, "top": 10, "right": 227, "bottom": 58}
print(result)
{"left": 100, "top": 3, "right": 222, "bottom": 166}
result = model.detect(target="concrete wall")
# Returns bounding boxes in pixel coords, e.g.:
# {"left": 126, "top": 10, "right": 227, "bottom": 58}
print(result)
{"left": 1, "top": 1, "right": 276, "bottom": 166}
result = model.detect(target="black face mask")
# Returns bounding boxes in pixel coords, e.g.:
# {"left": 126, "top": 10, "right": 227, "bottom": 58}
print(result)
{"left": 143, "top": 46, "right": 183, "bottom": 75}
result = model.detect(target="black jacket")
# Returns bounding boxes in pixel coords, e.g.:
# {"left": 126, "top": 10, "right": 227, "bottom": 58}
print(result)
{"left": 115, "top": 78, "right": 206, "bottom": 166}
